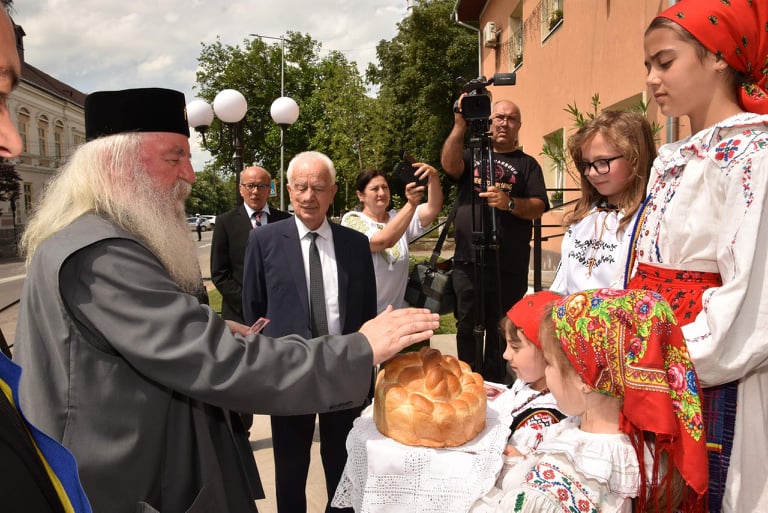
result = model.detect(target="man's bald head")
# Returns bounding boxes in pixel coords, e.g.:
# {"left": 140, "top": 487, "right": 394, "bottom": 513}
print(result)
{"left": 239, "top": 166, "right": 272, "bottom": 211}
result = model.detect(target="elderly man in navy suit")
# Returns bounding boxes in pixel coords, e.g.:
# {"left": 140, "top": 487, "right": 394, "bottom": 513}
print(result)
{"left": 211, "top": 165, "right": 291, "bottom": 324}
{"left": 243, "top": 151, "right": 376, "bottom": 513}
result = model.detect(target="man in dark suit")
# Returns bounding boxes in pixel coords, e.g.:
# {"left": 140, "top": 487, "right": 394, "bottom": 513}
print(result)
{"left": 243, "top": 151, "right": 376, "bottom": 513}
{"left": 211, "top": 165, "right": 291, "bottom": 324}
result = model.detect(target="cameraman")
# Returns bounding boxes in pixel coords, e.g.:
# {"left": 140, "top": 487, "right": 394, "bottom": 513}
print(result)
{"left": 441, "top": 98, "right": 548, "bottom": 383}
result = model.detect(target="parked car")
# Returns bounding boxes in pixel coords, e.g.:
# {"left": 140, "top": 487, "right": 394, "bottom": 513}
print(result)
{"left": 186, "top": 216, "right": 211, "bottom": 231}
{"left": 201, "top": 215, "right": 216, "bottom": 228}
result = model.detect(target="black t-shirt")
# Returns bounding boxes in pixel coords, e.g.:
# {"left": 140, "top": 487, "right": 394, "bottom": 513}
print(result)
{"left": 452, "top": 148, "right": 549, "bottom": 271}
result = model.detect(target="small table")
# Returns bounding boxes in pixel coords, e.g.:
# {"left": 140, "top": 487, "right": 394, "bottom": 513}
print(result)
{"left": 332, "top": 383, "right": 514, "bottom": 513}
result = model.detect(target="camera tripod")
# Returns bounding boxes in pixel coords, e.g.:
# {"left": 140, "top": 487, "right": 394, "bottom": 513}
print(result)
{"left": 466, "top": 127, "right": 505, "bottom": 379}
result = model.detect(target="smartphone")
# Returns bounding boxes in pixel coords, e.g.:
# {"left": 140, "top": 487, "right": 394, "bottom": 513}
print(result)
{"left": 393, "top": 151, "right": 427, "bottom": 187}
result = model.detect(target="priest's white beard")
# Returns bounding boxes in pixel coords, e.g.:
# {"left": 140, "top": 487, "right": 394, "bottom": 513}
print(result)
{"left": 112, "top": 171, "right": 203, "bottom": 296}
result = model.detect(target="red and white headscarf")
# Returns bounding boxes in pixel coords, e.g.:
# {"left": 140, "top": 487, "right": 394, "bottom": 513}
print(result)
{"left": 505, "top": 290, "right": 563, "bottom": 349}
{"left": 553, "top": 288, "right": 707, "bottom": 512}
{"left": 657, "top": 0, "right": 768, "bottom": 114}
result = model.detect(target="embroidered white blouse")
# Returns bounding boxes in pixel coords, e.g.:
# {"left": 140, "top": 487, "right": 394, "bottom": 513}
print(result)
{"left": 632, "top": 112, "right": 768, "bottom": 511}
{"left": 549, "top": 206, "right": 635, "bottom": 295}
{"left": 506, "top": 379, "right": 562, "bottom": 455}
{"left": 471, "top": 417, "right": 639, "bottom": 513}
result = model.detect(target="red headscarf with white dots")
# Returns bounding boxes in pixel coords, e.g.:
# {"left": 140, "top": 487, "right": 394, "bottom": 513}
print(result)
{"left": 658, "top": 0, "right": 768, "bottom": 114}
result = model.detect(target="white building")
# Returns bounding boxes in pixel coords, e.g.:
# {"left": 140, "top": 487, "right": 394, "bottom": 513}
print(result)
{"left": 1, "top": 19, "right": 85, "bottom": 254}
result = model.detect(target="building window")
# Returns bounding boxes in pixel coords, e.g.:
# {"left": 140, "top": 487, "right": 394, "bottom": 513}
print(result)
{"left": 73, "top": 130, "right": 85, "bottom": 147}
{"left": 23, "top": 182, "right": 32, "bottom": 214}
{"left": 54, "top": 121, "right": 64, "bottom": 161}
{"left": 17, "top": 108, "right": 29, "bottom": 154}
{"left": 507, "top": 15, "right": 523, "bottom": 70}
{"left": 541, "top": 128, "right": 566, "bottom": 204}
{"left": 38, "top": 115, "right": 49, "bottom": 159}
{"left": 542, "top": 0, "right": 563, "bottom": 37}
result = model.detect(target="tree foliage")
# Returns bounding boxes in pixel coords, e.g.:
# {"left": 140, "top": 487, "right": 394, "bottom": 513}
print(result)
{"left": 366, "top": 0, "right": 478, "bottom": 172}
{"left": 193, "top": 32, "right": 369, "bottom": 214}
{"left": 184, "top": 169, "right": 233, "bottom": 216}
{"left": 191, "top": 0, "right": 478, "bottom": 213}
{"left": 0, "top": 161, "right": 21, "bottom": 215}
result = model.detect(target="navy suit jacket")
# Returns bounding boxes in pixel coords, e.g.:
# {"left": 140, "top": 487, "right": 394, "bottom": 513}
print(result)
{"left": 242, "top": 218, "right": 377, "bottom": 339}
{"left": 210, "top": 204, "right": 291, "bottom": 323}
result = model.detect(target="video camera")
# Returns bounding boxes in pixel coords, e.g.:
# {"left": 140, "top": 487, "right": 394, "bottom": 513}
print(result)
{"left": 455, "top": 73, "right": 517, "bottom": 121}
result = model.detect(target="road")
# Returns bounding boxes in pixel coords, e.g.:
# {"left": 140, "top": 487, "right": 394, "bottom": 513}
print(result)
{"left": 0, "top": 229, "right": 215, "bottom": 343}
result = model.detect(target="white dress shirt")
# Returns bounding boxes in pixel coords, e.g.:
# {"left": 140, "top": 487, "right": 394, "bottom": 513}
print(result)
{"left": 294, "top": 216, "right": 341, "bottom": 336}
{"left": 244, "top": 204, "right": 273, "bottom": 227}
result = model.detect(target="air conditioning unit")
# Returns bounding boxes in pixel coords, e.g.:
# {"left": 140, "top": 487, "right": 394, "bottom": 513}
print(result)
{"left": 483, "top": 21, "right": 498, "bottom": 48}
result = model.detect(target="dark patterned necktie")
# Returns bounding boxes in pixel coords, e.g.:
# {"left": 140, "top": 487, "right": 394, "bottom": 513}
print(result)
{"left": 308, "top": 232, "right": 329, "bottom": 337}
{"left": 251, "top": 211, "right": 262, "bottom": 228}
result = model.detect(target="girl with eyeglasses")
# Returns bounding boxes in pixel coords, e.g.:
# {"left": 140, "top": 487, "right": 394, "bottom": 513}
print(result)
{"left": 549, "top": 110, "right": 655, "bottom": 295}
{"left": 631, "top": 2, "right": 768, "bottom": 511}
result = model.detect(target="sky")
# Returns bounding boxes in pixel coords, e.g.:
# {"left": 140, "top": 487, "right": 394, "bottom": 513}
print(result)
{"left": 12, "top": 0, "right": 412, "bottom": 169}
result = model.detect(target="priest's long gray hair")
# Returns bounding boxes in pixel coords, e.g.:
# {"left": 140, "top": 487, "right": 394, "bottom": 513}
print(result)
{"left": 21, "top": 133, "right": 202, "bottom": 294}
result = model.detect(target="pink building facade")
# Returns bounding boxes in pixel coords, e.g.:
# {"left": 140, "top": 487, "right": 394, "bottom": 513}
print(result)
{"left": 452, "top": 0, "right": 687, "bottom": 276}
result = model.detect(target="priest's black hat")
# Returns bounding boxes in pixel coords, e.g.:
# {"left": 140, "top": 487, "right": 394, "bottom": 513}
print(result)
{"left": 85, "top": 88, "right": 190, "bottom": 141}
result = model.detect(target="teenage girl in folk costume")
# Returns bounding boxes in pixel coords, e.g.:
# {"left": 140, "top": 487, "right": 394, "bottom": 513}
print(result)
{"left": 549, "top": 111, "right": 655, "bottom": 295}
{"left": 493, "top": 289, "right": 708, "bottom": 513}
{"left": 636, "top": 1, "right": 768, "bottom": 511}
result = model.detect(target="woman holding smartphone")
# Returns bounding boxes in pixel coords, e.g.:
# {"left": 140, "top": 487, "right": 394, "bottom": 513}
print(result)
{"left": 341, "top": 162, "right": 443, "bottom": 313}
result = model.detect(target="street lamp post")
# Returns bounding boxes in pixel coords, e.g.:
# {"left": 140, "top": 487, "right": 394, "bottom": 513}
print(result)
{"left": 186, "top": 89, "right": 298, "bottom": 206}
{"left": 250, "top": 33, "right": 290, "bottom": 210}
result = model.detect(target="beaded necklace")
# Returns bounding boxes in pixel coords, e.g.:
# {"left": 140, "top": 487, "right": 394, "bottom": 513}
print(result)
{"left": 510, "top": 388, "right": 550, "bottom": 417}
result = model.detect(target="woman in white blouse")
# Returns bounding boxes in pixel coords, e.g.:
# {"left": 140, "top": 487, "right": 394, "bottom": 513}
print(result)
{"left": 341, "top": 165, "right": 442, "bottom": 313}
{"left": 549, "top": 110, "right": 655, "bottom": 295}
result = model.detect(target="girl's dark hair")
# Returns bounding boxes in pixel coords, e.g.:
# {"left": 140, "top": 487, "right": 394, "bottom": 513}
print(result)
{"left": 565, "top": 110, "right": 656, "bottom": 234}
{"left": 498, "top": 315, "right": 520, "bottom": 343}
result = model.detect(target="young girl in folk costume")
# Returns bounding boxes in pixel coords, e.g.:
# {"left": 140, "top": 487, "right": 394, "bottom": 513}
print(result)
{"left": 495, "top": 289, "right": 708, "bottom": 513}
{"left": 636, "top": 2, "right": 768, "bottom": 510}
{"left": 469, "top": 291, "right": 565, "bottom": 513}
{"left": 498, "top": 291, "right": 565, "bottom": 458}
{"left": 549, "top": 111, "right": 655, "bottom": 295}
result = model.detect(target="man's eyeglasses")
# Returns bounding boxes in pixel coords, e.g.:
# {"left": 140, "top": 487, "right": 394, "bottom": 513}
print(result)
{"left": 491, "top": 115, "right": 520, "bottom": 125}
{"left": 240, "top": 183, "right": 270, "bottom": 191}
{"left": 576, "top": 156, "right": 623, "bottom": 176}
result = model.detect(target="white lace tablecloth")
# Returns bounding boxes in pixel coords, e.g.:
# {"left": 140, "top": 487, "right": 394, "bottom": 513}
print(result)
{"left": 332, "top": 383, "right": 514, "bottom": 513}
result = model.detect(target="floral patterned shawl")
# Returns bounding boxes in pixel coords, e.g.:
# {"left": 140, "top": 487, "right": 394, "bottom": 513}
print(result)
{"left": 553, "top": 288, "right": 708, "bottom": 511}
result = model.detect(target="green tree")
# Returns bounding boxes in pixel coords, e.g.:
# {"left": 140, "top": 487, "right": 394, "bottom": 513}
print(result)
{"left": 366, "top": 0, "right": 477, "bottom": 209}
{"left": 194, "top": 32, "right": 370, "bottom": 213}
{"left": 0, "top": 161, "right": 21, "bottom": 249}
{"left": 303, "top": 51, "right": 373, "bottom": 214}
{"left": 185, "top": 169, "right": 235, "bottom": 216}
{"left": 192, "top": 2, "right": 478, "bottom": 213}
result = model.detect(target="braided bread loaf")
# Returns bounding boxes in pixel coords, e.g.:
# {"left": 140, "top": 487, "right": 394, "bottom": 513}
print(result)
{"left": 373, "top": 347, "right": 486, "bottom": 448}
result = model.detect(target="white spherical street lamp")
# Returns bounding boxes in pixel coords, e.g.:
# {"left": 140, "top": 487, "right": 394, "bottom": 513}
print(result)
{"left": 187, "top": 90, "right": 299, "bottom": 206}
{"left": 212, "top": 89, "right": 248, "bottom": 124}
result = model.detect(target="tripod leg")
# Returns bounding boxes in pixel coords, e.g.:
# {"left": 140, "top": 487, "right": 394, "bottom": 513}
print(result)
{"left": 473, "top": 324, "right": 484, "bottom": 375}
